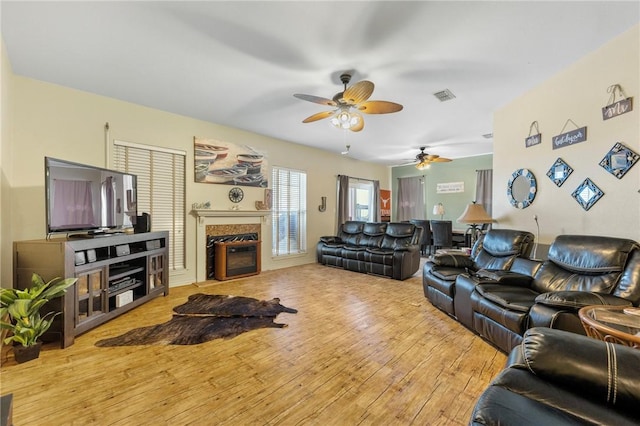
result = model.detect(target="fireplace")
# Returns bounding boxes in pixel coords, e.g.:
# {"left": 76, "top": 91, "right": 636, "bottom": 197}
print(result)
{"left": 207, "top": 233, "right": 260, "bottom": 280}
{"left": 193, "top": 209, "right": 269, "bottom": 283}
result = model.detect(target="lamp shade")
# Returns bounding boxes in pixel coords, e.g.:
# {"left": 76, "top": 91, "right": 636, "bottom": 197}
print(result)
{"left": 432, "top": 203, "right": 445, "bottom": 216}
{"left": 457, "top": 203, "right": 492, "bottom": 224}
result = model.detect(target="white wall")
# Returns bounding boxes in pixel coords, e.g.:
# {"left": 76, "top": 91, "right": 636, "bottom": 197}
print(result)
{"left": 4, "top": 74, "right": 390, "bottom": 286}
{"left": 493, "top": 25, "right": 640, "bottom": 244}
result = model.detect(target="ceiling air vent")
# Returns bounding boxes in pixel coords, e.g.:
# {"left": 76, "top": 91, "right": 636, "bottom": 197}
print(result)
{"left": 433, "top": 89, "right": 456, "bottom": 102}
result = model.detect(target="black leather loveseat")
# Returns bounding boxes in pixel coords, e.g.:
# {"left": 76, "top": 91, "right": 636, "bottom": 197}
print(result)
{"left": 424, "top": 232, "right": 640, "bottom": 353}
{"left": 317, "top": 221, "right": 421, "bottom": 280}
{"left": 470, "top": 327, "right": 640, "bottom": 425}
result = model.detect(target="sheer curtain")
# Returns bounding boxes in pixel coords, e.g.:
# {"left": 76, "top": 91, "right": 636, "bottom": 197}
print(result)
{"left": 396, "top": 176, "right": 425, "bottom": 221}
{"left": 475, "top": 169, "right": 493, "bottom": 216}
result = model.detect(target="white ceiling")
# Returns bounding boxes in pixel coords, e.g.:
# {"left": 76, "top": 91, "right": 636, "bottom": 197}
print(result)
{"left": 2, "top": 1, "right": 638, "bottom": 166}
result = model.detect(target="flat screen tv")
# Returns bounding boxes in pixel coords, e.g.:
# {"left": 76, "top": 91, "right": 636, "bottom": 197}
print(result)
{"left": 45, "top": 157, "right": 137, "bottom": 236}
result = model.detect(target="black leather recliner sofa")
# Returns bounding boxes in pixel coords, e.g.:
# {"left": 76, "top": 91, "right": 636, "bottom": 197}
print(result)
{"left": 423, "top": 229, "right": 535, "bottom": 317}
{"left": 424, "top": 232, "right": 640, "bottom": 353}
{"left": 470, "top": 327, "right": 640, "bottom": 425}
{"left": 317, "top": 221, "right": 421, "bottom": 280}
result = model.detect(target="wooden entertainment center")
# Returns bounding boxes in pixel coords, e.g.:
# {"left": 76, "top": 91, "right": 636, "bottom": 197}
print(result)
{"left": 13, "top": 231, "right": 169, "bottom": 348}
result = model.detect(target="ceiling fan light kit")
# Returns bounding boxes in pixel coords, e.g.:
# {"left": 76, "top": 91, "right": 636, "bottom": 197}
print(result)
{"left": 294, "top": 72, "right": 403, "bottom": 133}
{"left": 331, "top": 108, "right": 362, "bottom": 130}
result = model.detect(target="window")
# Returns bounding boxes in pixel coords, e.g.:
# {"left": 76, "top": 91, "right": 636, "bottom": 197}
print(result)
{"left": 349, "top": 179, "right": 374, "bottom": 221}
{"left": 272, "top": 166, "right": 307, "bottom": 256}
{"left": 113, "top": 140, "right": 186, "bottom": 270}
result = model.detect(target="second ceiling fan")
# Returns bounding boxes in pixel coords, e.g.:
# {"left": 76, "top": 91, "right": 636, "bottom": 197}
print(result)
{"left": 293, "top": 73, "right": 403, "bottom": 132}
{"left": 414, "top": 146, "right": 452, "bottom": 170}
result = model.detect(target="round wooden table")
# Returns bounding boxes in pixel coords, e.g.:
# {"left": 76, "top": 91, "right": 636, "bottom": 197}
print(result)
{"left": 578, "top": 305, "right": 640, "bottom": 349}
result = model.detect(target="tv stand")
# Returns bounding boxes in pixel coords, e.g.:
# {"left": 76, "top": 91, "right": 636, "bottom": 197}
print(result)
{"left": 14, "top": 231, "right": 169, "bottom": 348}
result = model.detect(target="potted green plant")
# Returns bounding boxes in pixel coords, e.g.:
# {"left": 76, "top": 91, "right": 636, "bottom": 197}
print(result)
{"left": 0, "top": 273, "right": 77, "bottom": 363}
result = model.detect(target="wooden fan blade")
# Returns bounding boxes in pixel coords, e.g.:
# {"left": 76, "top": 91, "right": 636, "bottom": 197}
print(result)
{"left": 294, "top": 94, "right": 337, "bottom": 106}
{"left": 430, "top": 157, "right": 452, "bottom": 163}
{"left": 343, "top": 80, "right": 374, "bottom": 104}
{"left": 302, "top": 110, "right": 335, "bottom": 123}
{"left": 349, "top": 118, "right": 365, "bottom": 132}
{"left": 357, "top": 100, "right": 404, "bottom": 114}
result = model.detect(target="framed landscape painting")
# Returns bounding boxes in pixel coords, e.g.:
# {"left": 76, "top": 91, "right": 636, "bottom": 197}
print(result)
{"left": 194, "top": 137, "right": 268, "bottom": 187}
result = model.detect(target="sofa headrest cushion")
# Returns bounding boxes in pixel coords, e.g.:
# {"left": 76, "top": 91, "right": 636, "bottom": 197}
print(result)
{"left": 342, "top": 221, "right": 365, "bottom": 234}
{"left": 548, "top": 235, "right": 639, "bottom": 274}
{"left": 363, "top": 222, "right": 387, "bottom": 236}
{"left": 481, "top": 229, "right": 534, "bottom": 257}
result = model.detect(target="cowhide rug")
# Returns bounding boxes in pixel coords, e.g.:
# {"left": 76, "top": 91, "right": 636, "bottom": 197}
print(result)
{"left": 95, "top": 294, "right": 297, "bottom": 347}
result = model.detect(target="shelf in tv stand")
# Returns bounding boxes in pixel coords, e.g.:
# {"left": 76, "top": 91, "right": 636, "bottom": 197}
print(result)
{"left": 109, "top": 266, "right": 144, "bottom": 282}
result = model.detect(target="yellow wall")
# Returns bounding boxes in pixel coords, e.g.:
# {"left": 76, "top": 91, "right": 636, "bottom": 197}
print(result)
{"left": 4, "top": 74, "right": 390, "bottom": 286}
{"left": 493, "top": 24, "right": 640, "bottom": 244}
{"left": 1, "top": 39, "right": 14, "bottom": 287}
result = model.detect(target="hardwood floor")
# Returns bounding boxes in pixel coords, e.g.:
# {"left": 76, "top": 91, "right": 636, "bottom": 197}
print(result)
{"left": 0, "top": 263, "right": 506, "bottom": 425}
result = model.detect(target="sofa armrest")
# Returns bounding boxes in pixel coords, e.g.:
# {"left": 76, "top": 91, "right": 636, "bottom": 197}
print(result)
{"left": 319, "top": 236, "right": 342, "bottom": 244}
{"left": 508, "top": 327, "right": 640, "bottom": 412}
{"left": 431, "top": 253, "right": 474, "bottom": 269}
{"left": 474, "top": 269, "right": 533, "bottom": 286}
{"left": 535, "top": 291, "right": 633, "bottom": 309}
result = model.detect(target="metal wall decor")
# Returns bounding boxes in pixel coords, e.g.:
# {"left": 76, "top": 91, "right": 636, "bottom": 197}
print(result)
{"left": 599, "top": 142, "right": 639, "bottom": 179}
{"left": 571, "top": 178, "right": 604, "bottom": 211}
{"left": 507, "top": 168, "right": 537, "bottom": 209}
{"left": 525, "top": 121, "right": 542, "bottom": 148}
{"left": 546, "top": 158, "right": 573, "bottom": 187}
{"left": 602, "top": 84, "right": 633, "bottom": 121}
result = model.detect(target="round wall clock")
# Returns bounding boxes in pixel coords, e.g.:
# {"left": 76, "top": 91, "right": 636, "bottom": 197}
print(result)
{"left": 228, "top": 187, "right": 244, "bottom": 203}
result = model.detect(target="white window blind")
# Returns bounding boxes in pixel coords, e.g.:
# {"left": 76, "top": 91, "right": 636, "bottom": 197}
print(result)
{"left": 272, "top": 166, "right": 307, "bottom": 257}
{"left": 113, "top": 140, "right": 186, "bottom": 270}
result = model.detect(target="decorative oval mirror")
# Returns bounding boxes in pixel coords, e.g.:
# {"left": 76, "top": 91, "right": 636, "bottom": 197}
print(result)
{"left": 507, "top": 168, "right": 537, "bottom": 209}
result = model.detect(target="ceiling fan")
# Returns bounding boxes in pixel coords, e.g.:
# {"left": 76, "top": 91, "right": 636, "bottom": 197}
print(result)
{"left": 414, "top": 146, "right": 452, "bottom": 170}
{"left": 293, "top": 73, "right": 403, "bottom": 132}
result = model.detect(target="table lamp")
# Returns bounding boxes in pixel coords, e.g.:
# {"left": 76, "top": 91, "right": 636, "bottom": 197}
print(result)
{"left": 457, "top": 202, "right": 493, "bottom": 246}
{"left": 432, "top": 203, "right": 445, "bottom": 219}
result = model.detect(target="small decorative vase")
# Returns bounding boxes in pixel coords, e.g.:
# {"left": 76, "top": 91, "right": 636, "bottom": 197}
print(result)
{"left": 13, "top": 341, "right": 42, "bottom": 364}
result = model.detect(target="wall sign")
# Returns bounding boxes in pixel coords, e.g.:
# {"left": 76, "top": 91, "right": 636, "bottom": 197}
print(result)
{"left": 552, "top": 119, "right": 587, "bottom": 150}
{"left": 525, "top": 134, "right": 542, "bottom": 147}
{"left": 436, "top": 182, "right": 464, "bottom": 194}
{"left": 602, "top": 84, "right": 633, "bottom": 121}
{"left": 525, "top": 121, "right": 542, "bottom": 148}
{"left": 602, "top": 98, "right": 633, "bottom": 120}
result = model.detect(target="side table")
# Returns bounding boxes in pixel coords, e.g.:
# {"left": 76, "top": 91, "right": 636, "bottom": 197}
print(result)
{"left": 578, "top": 305, "right": 640, "bottom": 349}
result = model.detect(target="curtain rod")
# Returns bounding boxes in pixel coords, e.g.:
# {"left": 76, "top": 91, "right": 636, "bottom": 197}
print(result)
{"left": 338, "top": 174, "right": 376, "bottom": 182}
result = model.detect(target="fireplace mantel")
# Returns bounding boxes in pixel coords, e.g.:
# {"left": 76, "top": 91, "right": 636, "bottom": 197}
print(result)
{"left": 193, "top": 209, "right": 271, "bottom": 219}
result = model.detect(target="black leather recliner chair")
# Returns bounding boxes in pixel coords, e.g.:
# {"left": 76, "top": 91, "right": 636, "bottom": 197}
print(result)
{"left": 470, "top": 327, "right": 640, "bottom": 425}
